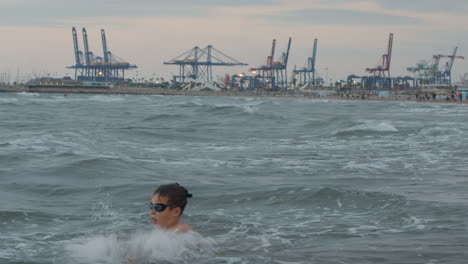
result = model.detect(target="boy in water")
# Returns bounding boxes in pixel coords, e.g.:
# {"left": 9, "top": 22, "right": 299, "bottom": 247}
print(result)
{"left": 149, "top": 183, "right": 193, "bottom": 233}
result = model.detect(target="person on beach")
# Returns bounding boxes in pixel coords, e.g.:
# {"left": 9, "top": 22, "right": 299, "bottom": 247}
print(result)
{"left": 149, "top": 183, "right": 193, "bottom": 233}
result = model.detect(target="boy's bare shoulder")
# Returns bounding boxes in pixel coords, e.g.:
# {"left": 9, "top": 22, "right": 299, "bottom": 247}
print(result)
{"left": 175, "top": 223, "right": 193, "bottom": 233}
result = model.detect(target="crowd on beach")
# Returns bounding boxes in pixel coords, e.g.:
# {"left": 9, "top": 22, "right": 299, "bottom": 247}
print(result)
{"left": 414, "top": 91, "right": 464, "bottom": 102}
{"left": 325, "top": 89, "right": 467, "bottom": 103}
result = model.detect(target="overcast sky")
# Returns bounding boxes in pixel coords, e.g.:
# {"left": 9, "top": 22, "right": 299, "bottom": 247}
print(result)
{"left": 0, "top": 0, "right": 467, "bottom": 83}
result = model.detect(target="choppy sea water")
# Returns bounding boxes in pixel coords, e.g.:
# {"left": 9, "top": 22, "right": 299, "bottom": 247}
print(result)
{"left": 0, "top": 92, "right": 467, "bottom": 264}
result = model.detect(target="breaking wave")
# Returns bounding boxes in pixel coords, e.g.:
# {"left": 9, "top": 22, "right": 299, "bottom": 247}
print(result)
{"left": 65, "top": 229, "right": 216, "bottom": 264}
{"left": 333, "top": 120, "right": 398, "bottom": 136}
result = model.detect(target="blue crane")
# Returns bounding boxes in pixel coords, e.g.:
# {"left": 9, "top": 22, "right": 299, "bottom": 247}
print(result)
{"left": 439, "top": 47, "right": 464, "bottom": 85}
{"left": 68, "top": 27, "right": 137, "bottom": 83}
{"left": 407, "top": 47, "right": 464, "bottom": 86}
{"left": 294, "top": 38, "right": 322, "bottom": 87}
{"left": 71, "top": 27, "right": 84, "bottom": 79}
{"left": 164, "top": 45, "right": 248, "bottom": 83}
{"left": 101, "top": 29, "right": 110, "bottom": 64}
{"left": 82, "top": 28, "right": 96, "bottom": 77}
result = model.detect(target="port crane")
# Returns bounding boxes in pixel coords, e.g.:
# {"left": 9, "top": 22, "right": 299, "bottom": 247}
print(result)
{"left": 68, "top": 27, "right": 137, "bottom": 82}
{"left": 250, "top": 37, "right": 292, "bottom": 89}
{"left": 71, "top": 27, "right": 85, "bottom": 79}
{"left": 366, "top": 33, "right": 393, "bottom": 78}
{"left": 407, "top": 47, "right": 464, "bottom": 86}
{"left": 164, "top": 45, "right": 248, "bottom": 83}
{"left": 293, "top": 38, "right": 322, "bottom": 87}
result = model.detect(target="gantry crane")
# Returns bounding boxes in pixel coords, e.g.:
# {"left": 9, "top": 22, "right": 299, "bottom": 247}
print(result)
{"left": 164, "top": 45, "right": 248, "bottom": 83}
{"left": 68, "top": 27, "right": 137, "bottom": 82}
{"left": 293, "top": 38, "right": 321, "bottom": 87}
{"left": 250, "top": 37, "right": 292, "bottom": 89}
{"left": 366, "top": 33, "right": 393, "bottom": 78}
{"left": 407, "top": 47, "right": 464, "bottom": 86}
{"left": 348, "top": 33, "right": 394, "bottom": 90}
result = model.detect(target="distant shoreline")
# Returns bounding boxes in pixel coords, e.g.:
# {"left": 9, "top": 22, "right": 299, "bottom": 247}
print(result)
{"left": 1, "top": 85, "right": 467, "bottom": 105}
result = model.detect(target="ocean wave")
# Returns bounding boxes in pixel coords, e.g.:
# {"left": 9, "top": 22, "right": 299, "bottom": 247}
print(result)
{"left": 332, "top": 120, "right": 398, "bottom": 137}
{"left": 419, "top": 126, "right": 464, "bottom": 137}
{"left": 344, "top": 160, "right": 389, "bottom": 171}
{"left": 214, "top": 187, "right": 446, "bottom": 239}
{"left": 0, "top": 142, "right": 11, "bottom": 147}
{"left": 65, "top": 229, "right": 215, "bottom": 264}
{"left": 6, "top": 135, "right": 53, "bottom": 152}
{"left": 223, "top": 187, "right": 408, "bottom": 212}
{"left": 303, "top": 115, "right": 355, "bottom": 130}
{"left": 0, "top": 210, "right": 56, "bottom": 222}
{"left": 142, "top": 113, "right": 187, "bottom": 122}
{"left": 89, "top": 95, "right": 126, "bottom": 103}
{"left": 16, "top": 92, "right": 40, "bottom": 96}
{"left": 48, "top": 156, "right": 137, "bottom": 176}
{"left": 4, "top": 132, "right": 96, "bottom": 155}
{"left": 25, "top": 95, "right": 125, "bottom": 104}
{"left": 171, "top": 100, "right": 274, "bottom": 116}
{"left": 0, "top": 98, "right": 19, "bottom": 104}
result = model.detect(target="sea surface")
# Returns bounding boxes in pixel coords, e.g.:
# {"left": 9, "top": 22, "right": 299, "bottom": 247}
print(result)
{"left": 0, "top": 92, "right": 467, "bottom": 264}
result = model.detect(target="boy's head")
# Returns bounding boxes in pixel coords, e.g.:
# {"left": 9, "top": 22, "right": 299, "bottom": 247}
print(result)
{"left": 150, "top": 183, "right": 192, "bottom": 228}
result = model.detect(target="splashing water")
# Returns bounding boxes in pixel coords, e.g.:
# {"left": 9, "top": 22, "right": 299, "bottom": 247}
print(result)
{"left": 66, "top": 228, "right": 216, "bottom": 264}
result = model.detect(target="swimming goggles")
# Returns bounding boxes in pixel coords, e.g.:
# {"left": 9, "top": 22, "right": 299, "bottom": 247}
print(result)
{"left": 149, "top": 202, "right": 171, "bottom": 212}
{"left": 149, "top": 200, "right": 183, "bottom": 212}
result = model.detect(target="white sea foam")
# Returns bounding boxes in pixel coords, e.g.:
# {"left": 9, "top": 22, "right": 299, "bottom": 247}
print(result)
{"left": 415, "top": 152, "right": 440, "bottom": 165}
{"left": 200, "top": 143, "right": 250, "bottom": 152}
{"left": 347, "top": 225, "right": 379, "bottom": 235}
{"left": 27, "top": 96, "right": 90, "bottom": 103}
{"left": 0, "top": 98, "right": 18, "bottom": 104}
{"left": 66, "top": 228, "right": 215, "bottom": 264}
{"left": 8, "top": 136, "right": 52, "bottom": 152}
{"left": 350, "top": 120, "right": 399, "bottom": 132}
{"left": 337, "top": 199, "right": 343, "bottom": 208}
{"left": 332, "top": 120, "right": 399, "bottom": 137}
{"left": 419, "top": 126, "right": 463, "bottom": 138}
{"left": 89, "top": 95, "right": 125, "bottom": 103}
{"left": 344, "top": 160, "right": 389, "bottom": 171}
{"left": 17, "top": 92, "right": 40, "bottom": 96}
{"left": 241, "top": 104, "right": 258, "bottom": 114}
{"left": 66, "top": 234, "right": 122, "bottom": 263}
{"left": 402, "top": 216, "right": 428, "bottom": 231}
{"left": 209, "top": 102, "right": 261, "bottom": 114}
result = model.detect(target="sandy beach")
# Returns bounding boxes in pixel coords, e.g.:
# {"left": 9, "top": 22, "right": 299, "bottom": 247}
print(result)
{"left": 1, "top": 85, "right": 467, "bottom": 105}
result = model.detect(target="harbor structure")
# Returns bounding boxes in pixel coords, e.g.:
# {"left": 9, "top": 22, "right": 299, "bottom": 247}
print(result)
{"left": 293, "top": 38, "right": 323, "bottom": 87}
{"left": 366, "top": 33, "right": 393, "bottom": 78}
{"left": 164, "top": 45, "right": 247, "bottom": 83}
{"left": 10, "top": 27, "right": 467, "bottom": 93}
{"left": 346, "top": 33, "right": 417, "bottom": 90}
{"left": 249, "top": 37, "right": 292, "bottom": 89}
{"left": 407, "top": 47, "right": 464, "bottom": 87}
{"left": 68, "top": 27, "right": 137, "bottom": 83}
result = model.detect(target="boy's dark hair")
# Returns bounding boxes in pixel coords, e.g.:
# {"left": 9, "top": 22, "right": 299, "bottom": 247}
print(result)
{"left": 153, "top": 183, "right": 192, "bottom": 214}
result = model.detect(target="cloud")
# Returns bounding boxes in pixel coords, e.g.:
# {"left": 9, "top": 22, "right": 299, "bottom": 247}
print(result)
{"left": 0, "top": 0, "right": 280, "bottom": 27}
{"left": 379, "top": 0, "right": 468, "bottom": 13}
{"left": 323, "top": 0, "right": 468, "bottom": 13}
{"left": 263, "top": 9, "right": 421, "bottom": 25}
